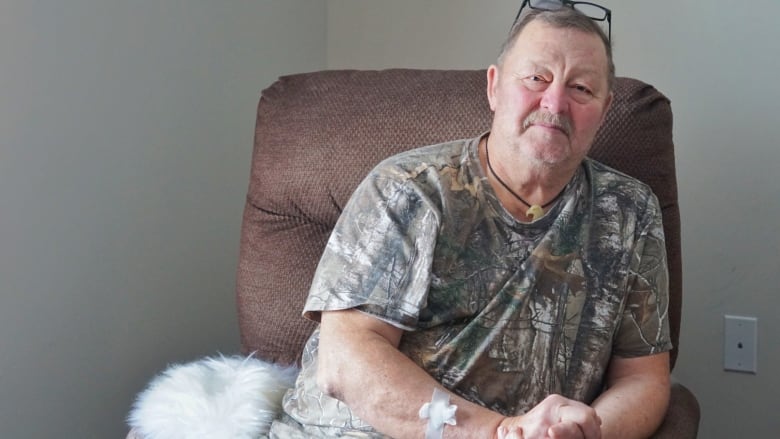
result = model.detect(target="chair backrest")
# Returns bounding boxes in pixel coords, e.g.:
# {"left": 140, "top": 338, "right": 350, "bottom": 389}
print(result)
{"left": 237, "top": 69, "right": 681, "bottom": 368}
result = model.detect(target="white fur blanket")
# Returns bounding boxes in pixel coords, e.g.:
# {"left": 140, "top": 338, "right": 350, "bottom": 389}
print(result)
{"left": 128, "top": 355, "right": 299, "bottom": 439}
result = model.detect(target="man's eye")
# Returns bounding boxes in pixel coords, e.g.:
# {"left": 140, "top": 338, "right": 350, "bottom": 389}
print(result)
{"left": 523, "top": 75, "right": 549, "bottom": 91}
{"left": 574, "top": 84, "right": 592, "bottom": 94}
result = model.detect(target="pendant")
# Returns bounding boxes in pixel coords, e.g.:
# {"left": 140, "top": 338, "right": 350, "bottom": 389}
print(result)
{"left": 526, "top": 205, "right": 544, "bottom": 221}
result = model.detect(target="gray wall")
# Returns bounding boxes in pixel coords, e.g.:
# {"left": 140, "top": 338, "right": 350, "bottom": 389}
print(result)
{"left": 326, "top": 0, "right": 780, "bottom": 437}
{"left": 0, "top": 1, "right": 325, "bottom": 437}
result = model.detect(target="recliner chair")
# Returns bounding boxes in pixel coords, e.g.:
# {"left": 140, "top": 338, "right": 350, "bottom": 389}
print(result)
{"left": 129, "top": 69, "right": 700, "bottom": 438}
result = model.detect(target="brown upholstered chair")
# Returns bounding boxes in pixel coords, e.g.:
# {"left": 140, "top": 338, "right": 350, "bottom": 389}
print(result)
{"left": 238, "top": 69, "right": 699, "bottom": 437}
{"left": 129, "top": 69, "right": 700, "bottom": 438}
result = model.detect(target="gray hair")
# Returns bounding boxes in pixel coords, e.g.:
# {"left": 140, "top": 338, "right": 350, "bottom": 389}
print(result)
{"left": 497, "top": 7, "right": 615, "bottom": 90}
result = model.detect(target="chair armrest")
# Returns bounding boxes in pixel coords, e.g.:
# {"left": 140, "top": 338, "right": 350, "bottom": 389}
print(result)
{"left": 651, "top": 381, "right": 701, "bottom": 438}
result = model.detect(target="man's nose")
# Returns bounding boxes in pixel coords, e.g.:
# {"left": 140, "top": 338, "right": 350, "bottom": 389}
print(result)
{"left": 539, "top": 82, "right": 569, "bottom": 114}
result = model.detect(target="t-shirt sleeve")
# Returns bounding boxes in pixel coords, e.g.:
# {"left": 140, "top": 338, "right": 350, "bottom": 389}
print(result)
{"left": 613, "top": 192, "right": 674, "bottom": 357}
{"left": 302, "top": 166, "right": 440, "bottom": 330}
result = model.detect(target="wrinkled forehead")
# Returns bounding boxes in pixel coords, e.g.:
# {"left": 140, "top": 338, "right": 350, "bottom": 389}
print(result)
{"left": 512, "top": 22, "right": 607, "bottom": 65}
{"left": 500, "top": 7, "right": 615, "bottom": 90}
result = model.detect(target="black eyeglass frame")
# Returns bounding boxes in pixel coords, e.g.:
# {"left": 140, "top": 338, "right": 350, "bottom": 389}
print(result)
{"left": 513, "top": 0, "right": 612, "bottom": 41}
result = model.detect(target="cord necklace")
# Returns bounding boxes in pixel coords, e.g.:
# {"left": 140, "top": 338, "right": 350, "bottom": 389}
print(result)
{"left": 484, "top": 135, "right": 566, "bottom": 221}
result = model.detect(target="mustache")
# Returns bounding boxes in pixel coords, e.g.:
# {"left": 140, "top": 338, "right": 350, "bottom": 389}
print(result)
{"left": 522, "top": 111, "right": 573, "bottom": 136}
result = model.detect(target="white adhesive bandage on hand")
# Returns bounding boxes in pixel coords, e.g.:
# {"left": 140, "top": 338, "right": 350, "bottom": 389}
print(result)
{"left": 418, "top": 387, "right": 457, "bottom": 439}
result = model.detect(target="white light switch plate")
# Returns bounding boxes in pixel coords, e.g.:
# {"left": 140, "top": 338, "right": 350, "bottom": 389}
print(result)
{"left": 724, "top": 315, "right": 758, "bottom": 373}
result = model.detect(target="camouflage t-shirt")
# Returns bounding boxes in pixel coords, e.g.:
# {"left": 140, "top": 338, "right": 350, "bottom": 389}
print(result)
{"left": 274, "top": 135, "right": 671, "bottom": 438}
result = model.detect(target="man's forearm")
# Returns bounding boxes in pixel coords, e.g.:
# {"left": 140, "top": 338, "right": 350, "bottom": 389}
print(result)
{"left": 591, "top": 354, "right": 671, "bottom": 439}
{"left": 317, "top": 310, "right": 505, "bottom": 439}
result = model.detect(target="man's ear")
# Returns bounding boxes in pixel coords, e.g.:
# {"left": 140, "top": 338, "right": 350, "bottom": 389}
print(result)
{"left": 486, "top": 64, "right": 499, "bottom": 111}
{"left": 599, "top": 91, "right": 614, "bottom": 125}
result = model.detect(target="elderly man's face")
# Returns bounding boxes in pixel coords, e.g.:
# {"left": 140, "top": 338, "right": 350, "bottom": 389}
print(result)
{"left": 488, "top": 20, "right": 612, "bottom": 170}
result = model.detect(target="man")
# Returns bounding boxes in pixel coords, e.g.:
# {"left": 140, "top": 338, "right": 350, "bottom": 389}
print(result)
{"left": 271, "top": 3, "right": 671, "bottom": 439}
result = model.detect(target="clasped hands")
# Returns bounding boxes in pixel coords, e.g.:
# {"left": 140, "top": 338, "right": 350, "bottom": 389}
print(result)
{"left": 496, "top": 394, "right": 602, "bottom": 439}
